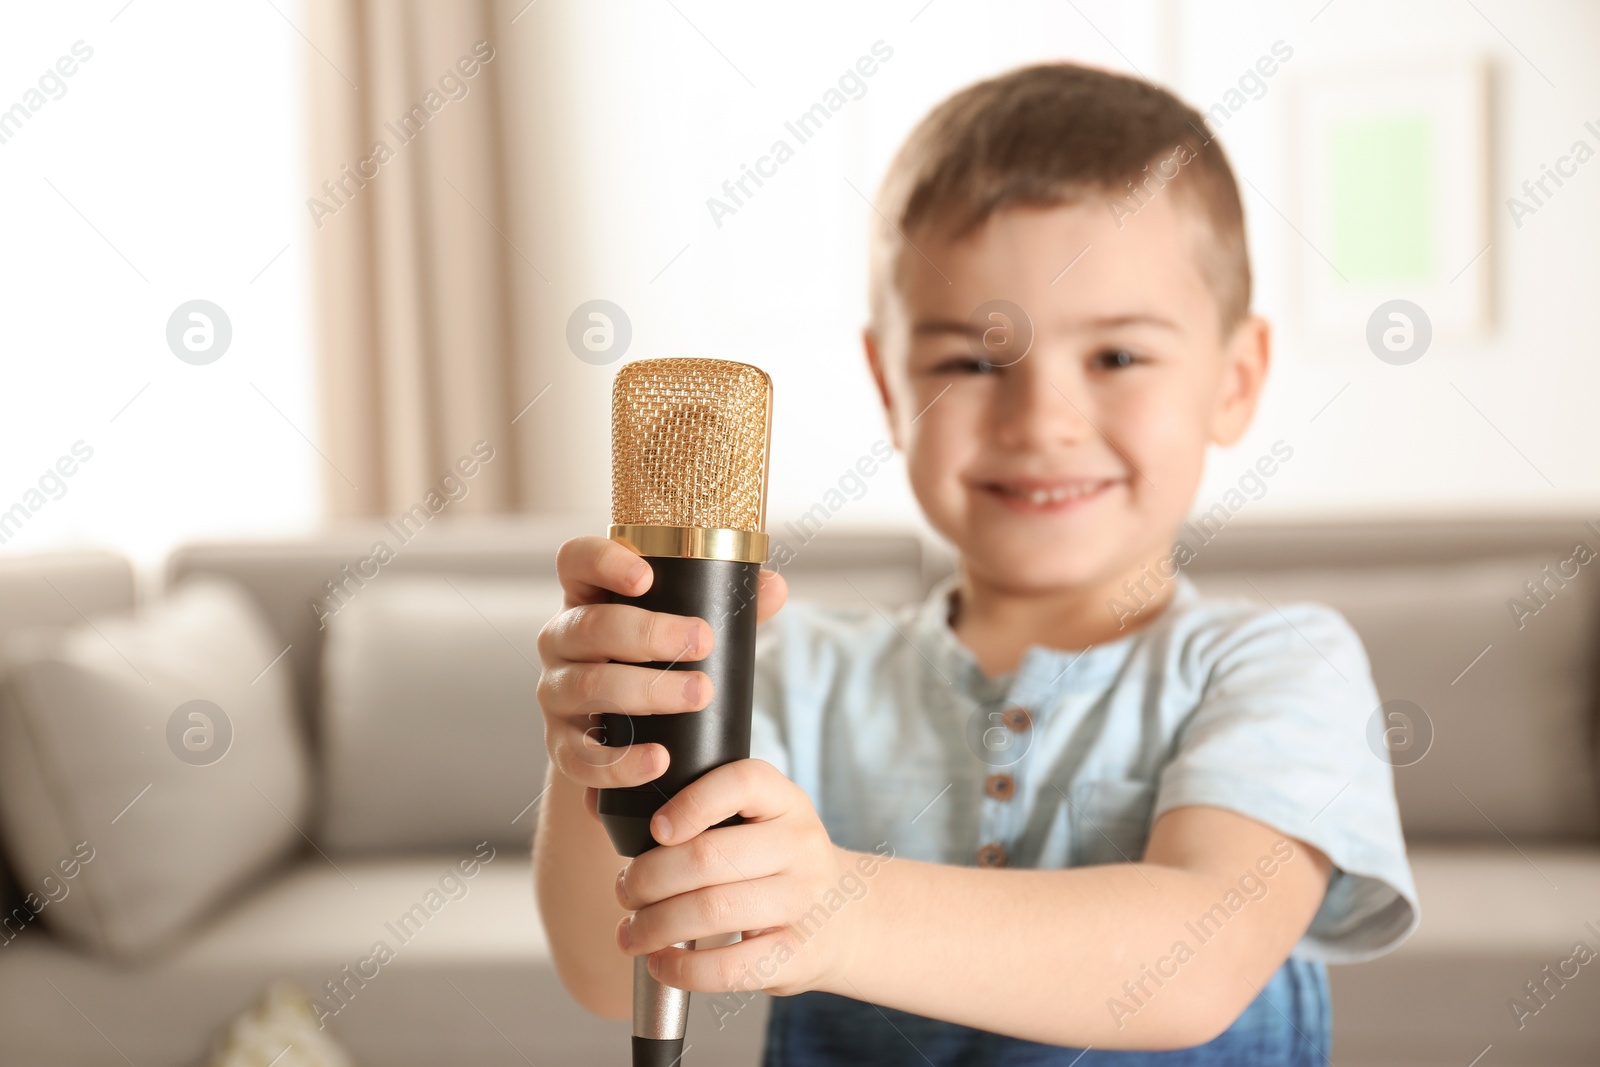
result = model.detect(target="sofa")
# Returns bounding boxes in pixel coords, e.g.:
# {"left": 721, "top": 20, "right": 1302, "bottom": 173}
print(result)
{"left": 0, "top": 513, "right": 1595, "bottom": 1066}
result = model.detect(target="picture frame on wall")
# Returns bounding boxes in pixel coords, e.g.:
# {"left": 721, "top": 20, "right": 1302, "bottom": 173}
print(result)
{"left": 1289, "top": 56, "right": 1493, "bottom": 346}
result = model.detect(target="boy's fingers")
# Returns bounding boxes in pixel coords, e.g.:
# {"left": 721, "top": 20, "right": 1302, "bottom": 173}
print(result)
{"left": 649, "top": 929, "right": 789, "bottom": 993}
{"left": 541, "top": 602, "right": 712, "bottom": 666}
{"left": 617, "top": 823, "right": 788, "bottom": 911}
{"left": 551, "top": 735, "right": 667, "bottom": 791}
{"left": 754, "top": 570, "right": 788, "bottom": 624}
{"left": 649, "top": 758, "right": 794, "bottom": 846}
{"left": 554, "top": 535, "right": 652, "bottom": 606}
{"left": 539, "top": 662, "right": 714, "bottom": 718}
{"left": 638, "top": 925, "right": 794, "bottom": 993}
{"left": 620, "top": 874, "right": 792, "bottom": 957}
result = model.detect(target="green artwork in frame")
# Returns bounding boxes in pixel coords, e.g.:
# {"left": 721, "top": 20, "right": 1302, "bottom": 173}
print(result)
{"left": 1329, "top": 115, "right": 1433, "bottom": 283}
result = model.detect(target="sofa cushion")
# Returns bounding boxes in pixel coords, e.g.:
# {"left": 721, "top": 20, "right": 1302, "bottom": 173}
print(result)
{"left": 0, "top": 551, "right": 138, "bottom": 968}
{"left": 1327, "top": 844, "right": 1600, "bottom": 1066}
{"left": 0, "top": 577, "right": 309, "bottom": 960}
{"left": 165, "top": 517, "right": 589, "bottom": 755}
{"left": 0, "top": 853, "right": 770, "bottom": 1067}
{"left": 1191, "top": 556, "right": 1600, "bottom": 841}
{"left": 166, "top": 521, "right": 937, "bottom": 758}
{"left": 318, "top": 577, "right": 559, "bottom": 853}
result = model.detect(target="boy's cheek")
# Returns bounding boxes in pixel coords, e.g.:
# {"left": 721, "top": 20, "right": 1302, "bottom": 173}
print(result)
{"left": 902, "top": 403, "right": 980, "bottom": 476}
{"left": 903, "top": 455, "right": 963, "bottom": 528}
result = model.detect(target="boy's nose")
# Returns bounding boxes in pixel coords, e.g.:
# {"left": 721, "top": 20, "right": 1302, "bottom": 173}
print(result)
{"left": 991, "top": 367, "right": 1094, "bottom": 451}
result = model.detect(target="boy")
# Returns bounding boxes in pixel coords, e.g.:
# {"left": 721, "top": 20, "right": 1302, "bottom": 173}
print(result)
{"left": 534, "top": 62, "right": 1417, "bottom": 1063}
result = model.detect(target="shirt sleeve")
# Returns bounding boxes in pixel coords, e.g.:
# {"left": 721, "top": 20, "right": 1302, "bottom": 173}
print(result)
{"left": 1152, "top": 599, "right": 1420, "bottom": 963}
{"left": 747, "top": 605, "right": 795, "bottom": 782}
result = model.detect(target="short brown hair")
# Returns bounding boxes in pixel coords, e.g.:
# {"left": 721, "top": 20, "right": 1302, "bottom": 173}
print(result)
{"left": 868, "top": 62, "right": 1250, "bottom": 337}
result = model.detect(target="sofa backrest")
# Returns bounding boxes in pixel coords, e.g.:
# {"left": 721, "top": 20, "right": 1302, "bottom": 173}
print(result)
{"left": 164, "top": 515, "right": 940, "bottom": 749}
{"left": 0, "top": 551, "right": 135, "bottom": 643}
{"left": 161, "top": 513, "right": 1600, "bottom": 847}
{"left": 166, "top": 516, "right": 580, "bottom": 750}
{"left": 1172, "top": 516, "right": 1600, "bottom": 843}
{"left": 161, "top": 517, "right": 940, "bottom": 854}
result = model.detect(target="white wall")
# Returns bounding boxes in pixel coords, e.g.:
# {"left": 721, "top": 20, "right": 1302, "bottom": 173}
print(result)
{"left": 4, "top": 0, "right": 1593, "bottom": 572}
{"left": 1169, "top": 0, "right": 1600, "bottom": 520}
{"left": 0, "top": 0, "right": 315, "bottom": 573}
{"left": 542, "top": 0, "right": 1600, "bottom": 531}
{"left": 531, "top": 0, "right": 1167, "bottom": 532}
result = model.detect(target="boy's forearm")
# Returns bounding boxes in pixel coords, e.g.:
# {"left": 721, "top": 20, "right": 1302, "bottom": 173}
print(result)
{"left": 532, "top": 766, "right": 633, "bottom": 1019}
{"left": 828, "top": 850, "right": 1302, "bottom": 1050}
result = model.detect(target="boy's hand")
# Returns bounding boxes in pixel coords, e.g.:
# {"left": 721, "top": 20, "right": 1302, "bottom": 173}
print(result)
{"left": 535, "top": 535, "right": 787, "bottom": 816}
{"left": 613, "top": 758, "right": 861, "bottom": 997}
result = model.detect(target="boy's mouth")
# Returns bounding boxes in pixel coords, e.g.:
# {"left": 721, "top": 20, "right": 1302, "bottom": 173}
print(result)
{"left": 979, "top": 477, "right": 1121, "bottom": 512}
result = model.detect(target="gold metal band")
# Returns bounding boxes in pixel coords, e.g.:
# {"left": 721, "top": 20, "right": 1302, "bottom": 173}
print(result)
{"left": 608, "top": 524, "right": 769, "bottom": 564}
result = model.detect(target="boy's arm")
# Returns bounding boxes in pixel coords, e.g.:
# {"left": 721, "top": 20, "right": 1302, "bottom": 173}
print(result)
{"left": 840, "top": 803, "right": 1330, "bottom": 1049}
{"left": 532, "top": 766, "right": 633, "bottom": 1020}
{"left": 619, "top": 762, "right": 1331, "bottom": 1051}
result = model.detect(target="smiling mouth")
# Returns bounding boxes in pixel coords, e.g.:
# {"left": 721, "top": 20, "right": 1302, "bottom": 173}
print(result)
{"left": 980, "top": 478, "right": 1121, "bottom": 509}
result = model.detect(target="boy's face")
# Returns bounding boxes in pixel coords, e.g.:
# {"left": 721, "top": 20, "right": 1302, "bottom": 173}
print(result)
{"left": 865, "top": 195, "right": 1269, "bottom": 598}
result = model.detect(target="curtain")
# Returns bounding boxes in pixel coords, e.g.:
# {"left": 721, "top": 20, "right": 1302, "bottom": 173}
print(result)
{"left": 303, "top": 0, "right": 598, "bottom": 519}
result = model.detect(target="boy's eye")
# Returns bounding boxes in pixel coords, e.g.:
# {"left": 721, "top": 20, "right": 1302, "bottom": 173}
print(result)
{"left": 928, "top": 355, "right": 998, "bottom": 375}
{"left": 1094, "top": 348, "right": 1143, "bottom": 369}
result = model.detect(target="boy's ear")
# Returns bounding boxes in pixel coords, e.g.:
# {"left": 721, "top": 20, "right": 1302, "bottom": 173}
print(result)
{"left": 862, "top": 327, "right": 902, "bottom": 450}
{"left": 1209, "top": 313, "right": 1271, "bottom": 448}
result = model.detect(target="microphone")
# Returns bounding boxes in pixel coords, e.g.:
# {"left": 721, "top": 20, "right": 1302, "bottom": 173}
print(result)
{"left": 597, "top": 357, "right": 773, "bottom": 1067}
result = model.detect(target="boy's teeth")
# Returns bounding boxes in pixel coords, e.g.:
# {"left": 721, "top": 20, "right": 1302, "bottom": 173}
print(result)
{"left": 1010, "top": 482, "right": 1103, "bottom": 504}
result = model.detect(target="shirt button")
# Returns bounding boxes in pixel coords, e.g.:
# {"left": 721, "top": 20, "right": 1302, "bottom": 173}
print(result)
{"left": 976, "top": 842, "right": 1008, "bottom": 867}
{"left": 1001, "top": 706, "right": 1032, "bottom": 733}
{"left": 984, "top": 773, "right": 1015, "bottom": 801}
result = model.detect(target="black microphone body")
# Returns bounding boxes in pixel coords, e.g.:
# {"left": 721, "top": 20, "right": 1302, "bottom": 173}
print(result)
{"left": 598, "top": 555, "right": 759, "bottom": 854}
{"left": 598, "top": 557, "right": 761, "bottom": 1067}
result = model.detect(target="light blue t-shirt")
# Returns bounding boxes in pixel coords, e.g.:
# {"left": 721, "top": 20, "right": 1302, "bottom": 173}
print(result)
{"left": 746, "top": 568, "right": 1419, "bottom": 1065}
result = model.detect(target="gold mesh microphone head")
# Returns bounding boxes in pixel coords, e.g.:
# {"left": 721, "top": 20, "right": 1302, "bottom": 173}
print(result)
{"left": 609, "top": 358, "right": 772, "bottom": 563}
